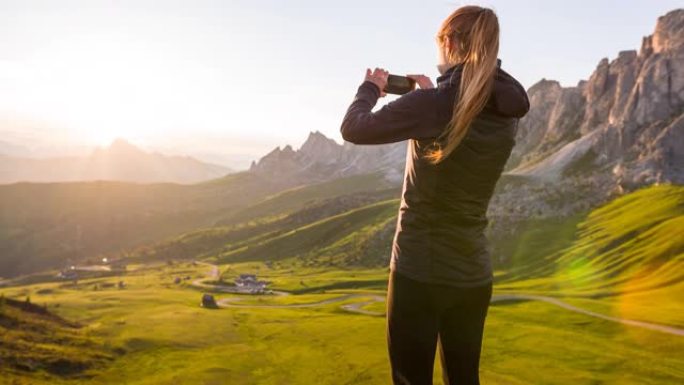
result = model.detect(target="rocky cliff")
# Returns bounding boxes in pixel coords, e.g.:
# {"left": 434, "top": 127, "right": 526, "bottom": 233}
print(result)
{"left": 249, "top": 130, "right": 406, "bottom": 185}
{"left": 508, "top": 9, "right": 683, "bottom": 182}
{"left": 489, "top": 8, "right": 683, "bottom": 223}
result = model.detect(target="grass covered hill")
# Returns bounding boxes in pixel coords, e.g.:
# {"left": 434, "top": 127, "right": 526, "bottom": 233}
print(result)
{"left": 0, "top": 170, "right": 394, "bottom": 278}
{"left": 214, "top": 198, "right": 399, "bottom": 267}
{"left": 124, "top": 188, "right": 399, "bottom": 267}
{"left": 0, "top": 295, "right": 113, "bottom": 380}
{"left": 495, "top": 184, "right": 684, "bottom": 327}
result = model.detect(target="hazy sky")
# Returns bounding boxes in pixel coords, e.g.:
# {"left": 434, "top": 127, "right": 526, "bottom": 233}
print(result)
{"left": 0, "top": 0, "right": 680, "bottom": 168}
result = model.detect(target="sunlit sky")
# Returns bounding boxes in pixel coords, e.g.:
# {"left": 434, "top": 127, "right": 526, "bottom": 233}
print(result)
{"left": 0, "top": 0, "right": 681, "bottom": 169}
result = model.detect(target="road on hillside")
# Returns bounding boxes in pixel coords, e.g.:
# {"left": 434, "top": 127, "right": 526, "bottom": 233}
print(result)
{"left": 191, "top": 262, "right": 684, "bottom": 336}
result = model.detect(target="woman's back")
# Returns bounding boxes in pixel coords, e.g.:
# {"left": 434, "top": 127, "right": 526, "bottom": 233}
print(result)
{"left": 392, "top": 60, "right": 528, "bottom": 287}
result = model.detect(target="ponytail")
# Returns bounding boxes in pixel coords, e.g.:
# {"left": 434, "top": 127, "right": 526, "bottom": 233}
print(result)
{"left": 425, "top": 7, "right": 500, "bottom": 165}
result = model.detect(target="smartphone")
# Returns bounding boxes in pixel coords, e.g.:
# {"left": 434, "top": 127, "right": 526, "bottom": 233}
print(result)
{"left": 383, "top": 74, "right": 417, "bottom": 95}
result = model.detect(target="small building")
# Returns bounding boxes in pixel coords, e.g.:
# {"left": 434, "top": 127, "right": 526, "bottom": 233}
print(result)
{"left": 235, "top": 274, "right": 257, "bottom": 284}
{"left": 201, "top": 293, "right": 218, "bottom": 308}
{"left": 234, "top": 274, "right": 268, "bottom": 294}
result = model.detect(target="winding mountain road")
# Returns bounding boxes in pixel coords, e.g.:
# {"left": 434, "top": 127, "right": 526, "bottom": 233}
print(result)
{"left": 490, "top": 293, "right": 684, "bottom": 337}
{"left": 192, "top": 263, "right": 684, "bottom": 336}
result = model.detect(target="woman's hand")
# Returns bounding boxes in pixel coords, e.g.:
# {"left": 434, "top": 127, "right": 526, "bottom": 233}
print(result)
{"left": 365, "top": 67, "right": 389, "bottom": 97}
{"left": 406, "top": 74, "right": 435, "bottom": 89}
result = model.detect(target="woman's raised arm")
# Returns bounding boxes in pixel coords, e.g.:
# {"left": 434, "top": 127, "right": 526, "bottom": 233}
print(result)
{"left": 340, "top": 78, "right": 437, "bottom": 145}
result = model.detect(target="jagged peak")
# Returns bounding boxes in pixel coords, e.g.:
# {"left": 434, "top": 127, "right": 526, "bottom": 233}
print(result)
{"left": 109, "top": 137, "right": 137, "bottom": 149}
{"left": 303, "top": 130, "right": 332, "bottom": 143}
{"left": 299, "top": 130, "right": 341, "bottom": 152}
{"left": 527, "top": 78, "right": 561, "bottom": 94}
{"left": 308, "top": 130, "right": 325, "bottom": 138}
{"left": 615, "top": 50, "right": 637, "bottom": 62}
{"left": 596, "top": 57, "right": 610, "bottom": 68}
{"left": 263, "top": 144, "right": 295, "bottom": 156}
{"left": 600, "top": 50, "right": 638, "bottom": 70}
{"left": 652, "top": 8, "right": 683, "bottom": 53}
{"left": 95, "top": 138, "right": 145, "bottom": 156}
{"left": 264, "top": 145, "right": 281, "bottom": 157}
{"left": 640, "top": 35, "right": 654, "bottom": 56}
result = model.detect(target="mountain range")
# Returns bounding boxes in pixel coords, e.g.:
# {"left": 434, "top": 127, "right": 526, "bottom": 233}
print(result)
{"left": 249, "top": 130, "right": 405, "bottom": 185}
{"left": 0, "top": 138, "right": 233, "bottom": 184}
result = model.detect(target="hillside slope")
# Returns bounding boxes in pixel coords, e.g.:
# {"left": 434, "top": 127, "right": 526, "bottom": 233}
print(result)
{"left": 215, "top": 198, "right": 399, "bottom": 268}
{"left": 496, "top": 184, "right": 684, "bottom": 326}
{"left": 0, "top": 172, "right": 387, "bottom": 278}
{"left": 125, "top": 183, "right": 398, "bottom": 265}
{"left": 0, "top": 171, "right": 394, "bottom": 278}
{"left": 0, "top": 296, "right": 112, "bottom": 379}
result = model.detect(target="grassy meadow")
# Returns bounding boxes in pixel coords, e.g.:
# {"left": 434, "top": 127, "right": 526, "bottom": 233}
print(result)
{"left": 1, "top": 184, "right": 683, "bottom": 384}
{"left": 1, "top": 260, "right": 682, "bottom": 385}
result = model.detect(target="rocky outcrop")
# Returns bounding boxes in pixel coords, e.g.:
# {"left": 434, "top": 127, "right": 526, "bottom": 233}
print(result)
{"left": 297, "top": 130, "right": 345, "bottom": 164}
{"left": 507, "top": 79, "right": 585, "bottom": 167}
{"left": 248, "top": 144, "right": 301, "bottom": 176}
{"left": 249, "top": 130, "right": 406, "bottom": 185}
{"left": 503, "top": 8, "right": 682, "bottom": 180}
{"left": 486, "top": 8, "right": 684, "bottom": 229}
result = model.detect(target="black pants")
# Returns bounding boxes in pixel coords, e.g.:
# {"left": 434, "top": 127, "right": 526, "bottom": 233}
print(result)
{"left": 386, "top": 269, "right": 493, "bottom": 385}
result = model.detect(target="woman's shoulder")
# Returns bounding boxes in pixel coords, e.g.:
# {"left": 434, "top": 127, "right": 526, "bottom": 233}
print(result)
{"left": 496, "top": 67, "right": 525, "bottom": 89}
{"left": 492, "top": 68, "right": 530, "bottom": 118}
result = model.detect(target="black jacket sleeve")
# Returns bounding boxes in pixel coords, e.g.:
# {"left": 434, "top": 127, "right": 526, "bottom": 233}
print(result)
{"left": 340, "top": 80, "right": 436, "bottom": 144}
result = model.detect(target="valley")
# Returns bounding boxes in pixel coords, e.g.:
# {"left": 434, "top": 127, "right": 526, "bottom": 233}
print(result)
{"left": 1, "top": 184, "right": 682, "bottom": 385}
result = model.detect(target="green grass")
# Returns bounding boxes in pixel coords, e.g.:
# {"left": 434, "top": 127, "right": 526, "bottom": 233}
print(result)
{"left": 215, "top": 199, "right": 399, "bottom": 266}
{"left": 481, "top": 298, "right": 683, "bottom": 385}
{"left": 218, "top": 261, "right": 389, "bottom": 293}
{"left": 0, "top": 296, "right": 114, "bottom": 381}
{"left": 494, "top": 184, "right": 684, "bottom": 326}
{"left": 0, "top": 170, "right": 394, "bottom": 279}
{"left": 491, "top": 213, "right": 585, "bottom": 274}
{"left": 1, "top": 185, "right": 682, "bottom": 384}
{"left": 124, "top": 181, "right": 398, "bottom": 266}
{"left": 558, "top": 281, "right": 684, "bottom": 328}
{"left": 1, "top": 260, "right": 682, "bottom": 384}
{"left": 0, "top": 171, "right": 276, "bottom": 278}
{"left": 215, "top": 171, "right": 394, "bottom": 225}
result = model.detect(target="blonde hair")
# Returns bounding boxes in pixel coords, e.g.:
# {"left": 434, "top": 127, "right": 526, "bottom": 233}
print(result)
{"left": 424, "top": 5, "right": 500, "bottom": 164}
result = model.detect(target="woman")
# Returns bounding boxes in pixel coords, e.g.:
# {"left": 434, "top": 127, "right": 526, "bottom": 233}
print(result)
{"left": 340, "top": 5, "right": 530, "bottom": 385}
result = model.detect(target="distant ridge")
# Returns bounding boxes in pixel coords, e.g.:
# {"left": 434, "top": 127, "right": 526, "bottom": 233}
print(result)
{"left": 248, "top": 130, "right": 405, "bottom": 185}
{"left": 0, "top": 138, "right": 233, "bottom": 184}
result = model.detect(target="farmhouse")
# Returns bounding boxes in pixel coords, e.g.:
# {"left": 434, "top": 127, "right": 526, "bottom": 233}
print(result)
{"left": 234, "top": 274, "right": 269, "bottom": 294}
